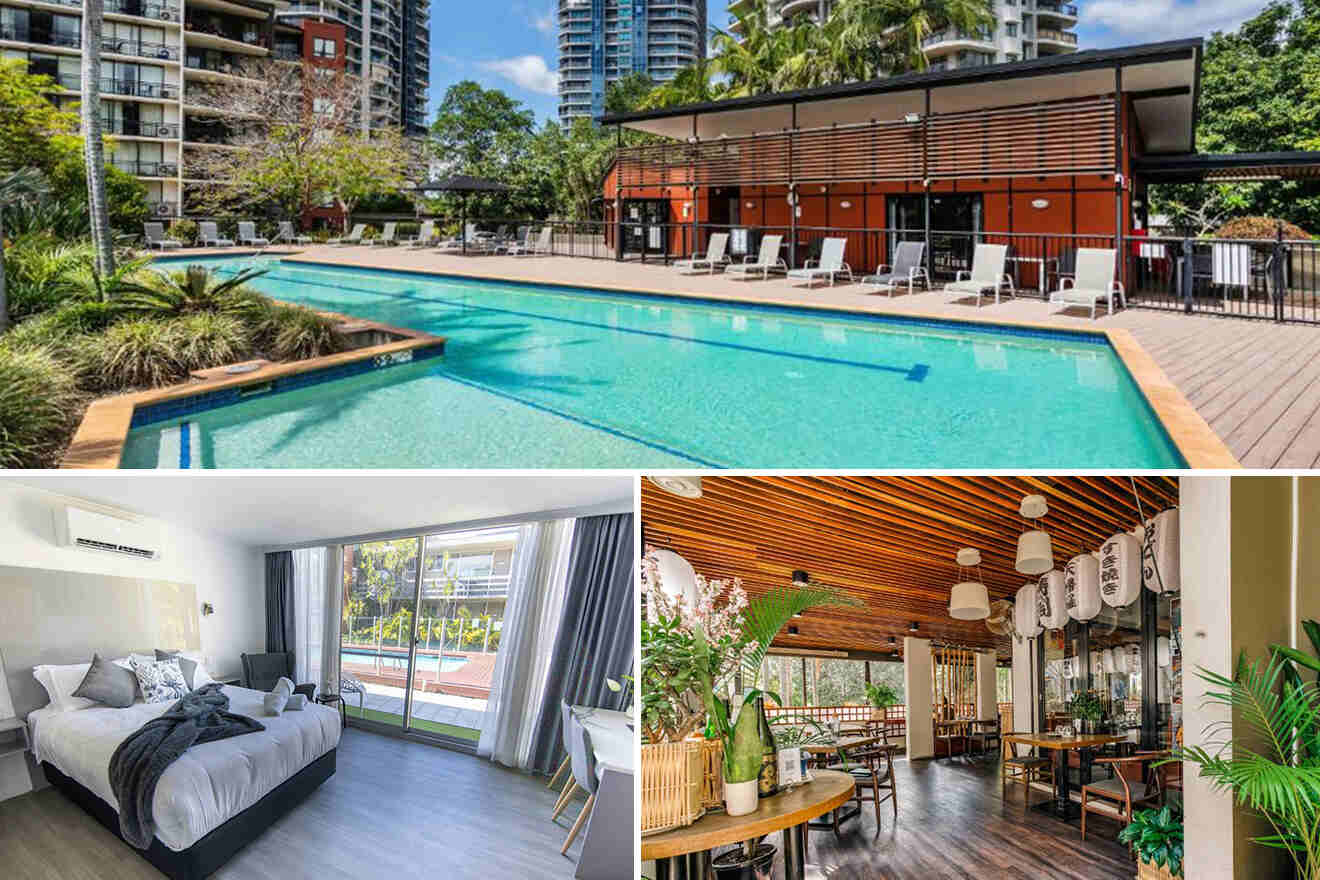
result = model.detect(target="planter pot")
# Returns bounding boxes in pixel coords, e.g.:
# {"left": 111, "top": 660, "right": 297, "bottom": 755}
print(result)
{"left": 1136, "top": 855, "right": 1176, "bottom": 880}
{"left": 712, "top": 842, "right": 776, "bottom": 880}
{"left": 724, "top": 779, "right": 759, "bottom": 817}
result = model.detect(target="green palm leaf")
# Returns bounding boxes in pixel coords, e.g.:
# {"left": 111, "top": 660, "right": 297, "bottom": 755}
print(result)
{"left": 738, "top": 582, "right": 860, "bottom": 688}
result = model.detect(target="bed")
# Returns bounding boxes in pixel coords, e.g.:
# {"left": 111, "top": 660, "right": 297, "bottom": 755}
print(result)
{"left": 31, "top": 684, "right": 341, "bottom": 880}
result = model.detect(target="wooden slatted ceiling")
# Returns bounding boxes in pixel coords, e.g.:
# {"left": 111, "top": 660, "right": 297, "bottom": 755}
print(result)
{"left": 640, "top": 476, "right": 1177, "bottom": 660}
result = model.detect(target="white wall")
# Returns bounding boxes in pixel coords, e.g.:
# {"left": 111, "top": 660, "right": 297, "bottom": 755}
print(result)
{"left": 903, "top": 637, "right": 933, "bottom": 759}
{"left": 1011, "top": 635, "right": 1038, "bottom": 735}
{"left": 0, "top": 483, "right": 265, "bottom": 682}
{"left": 975, "top": 650, "right": 997, "bottom": 720}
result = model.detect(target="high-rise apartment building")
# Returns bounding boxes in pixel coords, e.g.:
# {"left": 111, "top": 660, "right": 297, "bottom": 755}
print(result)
{"left": 558, "top": 0, "right": 707, "bottom": 124}
{"left": 0, "top": 0, "right": 428, "bottom": 217}
{"left": 728, "top": 0, "right": 1078, "bottom": 70}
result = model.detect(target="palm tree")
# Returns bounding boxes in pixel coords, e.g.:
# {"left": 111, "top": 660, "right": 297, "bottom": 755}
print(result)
{"left": 0, "top": 167, "right": 49, "bottom": 332}
{"left": 637, "top": 59, "right": 723, "bottom": 110}
{"left": 837, "top": 0, "right": 995, "bottom": 75}
{"left": 80, "top": 0, "right": 115, "bottom": 277}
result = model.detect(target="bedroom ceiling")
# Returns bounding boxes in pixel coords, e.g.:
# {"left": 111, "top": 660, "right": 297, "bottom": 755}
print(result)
{"left": 1, "top": 475, "right": 634, "bottom": 548}
{"left": 640, "top": 475, "right": 1179, "bottom": 660}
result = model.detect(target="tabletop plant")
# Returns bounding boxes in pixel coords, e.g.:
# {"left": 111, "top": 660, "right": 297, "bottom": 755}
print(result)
{"left": 1068, "top": 689, "right": 1104, "bottom": 725}
{"left": 1118, "top": 806, "right": 1183, "bottom": 878}
{"left": 1175, "top": 619, "right": 1320, "bottom": 880}
{"left": 866, "top": 682, "right": 899, "bottom": 710}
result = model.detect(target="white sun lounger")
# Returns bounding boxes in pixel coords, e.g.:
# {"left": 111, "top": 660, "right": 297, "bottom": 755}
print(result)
{"left": 673, "top": 233, "right": 730, "bottom": 274}
{"left": 143, "top": 222, "right": 182, "bottom": 250}
{"left": 944, "top": 243, "right": 1014, "bottom": 305}
{"left": 725, "top": 234, "right": 786, "bottom": 280}
{"left": 1050, "top": 247, "right": 1125, "bottom": 318}
{"left": 787, "top": 237, "right": 853, "bottom": 288}
{"left": 328, "top": 223, "right": 366, "bottom": 246}
{"left": 237, "top": 222, "right": 269, "bottom": 247}
{"left": 275, "top": 221, "right": 312, "bottom": 245}
{"left": 404, "top": 220, "right": 436, "bottom": 248}
{"left": 198, "top": 221, "right": 234, "bottom": 248}
{"left": 369, "top": 222, "right": 398, "bottom": 247}
{"left": 861, "top": 241, "right": 929, "bottom": 295}
{"left": 509, "top": 225, "right": 553, "bottom": 256}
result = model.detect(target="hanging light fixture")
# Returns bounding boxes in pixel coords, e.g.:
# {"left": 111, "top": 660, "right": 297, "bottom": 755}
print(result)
{"left": 791, "top": 570, "right": 809, "bottom": 616}
{"left": 646, "top": 475, "right": 702, "bottom": 498}
{"left": 1015, "top": 494, "right": 1054, "bottom": 575}
{"left": 949, "top": 548, "right": 990, "bottom": 620}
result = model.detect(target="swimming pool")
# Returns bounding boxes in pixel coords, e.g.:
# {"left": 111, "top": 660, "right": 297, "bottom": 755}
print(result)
{"left": 341, "top": 649, "right": 468, "bottom": 674}
{"left": 119, "top": 257, "right": 1185, "bottom": 467}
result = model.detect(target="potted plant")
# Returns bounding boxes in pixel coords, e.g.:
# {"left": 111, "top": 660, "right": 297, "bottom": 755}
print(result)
{"left": 1068, "top": 689, "right": 1103, "bottom": 733}
{"left": 1176, "top": 618, "right": 1320, "bottom": 880}
{"left": 865, "top": 682, "right": 899, "bottom": 719}
{"left": 1118, "top": 806, "right": 1183, "bottom": 879}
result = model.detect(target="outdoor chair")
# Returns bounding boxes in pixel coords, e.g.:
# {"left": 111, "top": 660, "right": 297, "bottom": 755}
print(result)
{"left": 725, "top": 234, "right": 786, "bottom": 280}
{"left": 328, "top": 223, "right": 365, "bottom": 246}
{"left": 1050, "top": 247, "right": 1125, "bottom": 318}
{"left": 1002, "top": 733, "right": 1053, "bottom": 813}
{"left": 509, "top": 225, "right": 553, "bottom": 256}
{"left": 198, "top": 221, "right": 235, "bottom": 248}
{"left": 1081, "top": 751, "right": 1175, "bottom": 840}
{"left": 275, "top": 221, "right": 312, "bottom": 245}
{"left": 673, "top": 232, "right": 730, "bottom": 274}
{"left": 787, "top": 237, "right": 853, "bottom": 288}
{"left": 943, "top": 243, "right": 1014, "bottom": 305}
{"left": 1213, "top": 242, "right": 1253, "bottom": 306}
{"left": 143, "top": 222, "right": 182, "bottom": 250}
{"left": 369, "top": 222, "right": 398, "bottom": 247}
{"left": 239, "top": 652, "right": 315, "bottom": 699}
{"left": 437, "top": 222, "right": 481, "bottom": 252}
{"left": 826, "top": 743, "right": 898, "bottom": 832}
{"left": 237, "top": 221, "right": 269, "bottom": 247}
{"left": 861, "top": 241, "right": 929, "bottom": 295}
{"left": 404, "top": 220, "right": 435, "bottom": 248}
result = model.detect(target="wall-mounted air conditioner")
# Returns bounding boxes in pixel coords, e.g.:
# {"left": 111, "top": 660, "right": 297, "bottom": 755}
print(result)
{"left": 55, "top": 506, "right": 162, "bottom": 560}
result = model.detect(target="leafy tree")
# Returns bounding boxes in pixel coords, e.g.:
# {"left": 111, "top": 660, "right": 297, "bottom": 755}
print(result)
{"left": 322, "top": 130, "right": 416, "bottom": 226}
{"left": 604, "top": 72, "right": 656, "bottom": 115}
{"left": 0, "top": 169, "right": 48, "bottom": 331}
{"left": 0, "top": 59, "right": 79, "bottom": 175}
{"left": 1150, "top": 1, "right": 1320, "bottom": 232}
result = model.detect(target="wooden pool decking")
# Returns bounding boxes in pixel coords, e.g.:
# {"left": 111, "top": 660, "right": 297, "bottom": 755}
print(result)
{"left": 176, "top": 244, "right": 1320, "bottom": 468}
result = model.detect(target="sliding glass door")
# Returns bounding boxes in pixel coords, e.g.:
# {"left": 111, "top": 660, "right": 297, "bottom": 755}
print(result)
{"left": 338, "top": 527, "right": 520, "bottom": 745}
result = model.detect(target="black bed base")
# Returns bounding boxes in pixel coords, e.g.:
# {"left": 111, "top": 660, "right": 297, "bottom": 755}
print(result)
{"left": 42, "top": 749, "right": 336, "bottom": 880}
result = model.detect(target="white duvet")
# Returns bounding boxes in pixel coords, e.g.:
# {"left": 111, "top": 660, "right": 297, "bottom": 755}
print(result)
{"left": 30, "top": 685, "right": 341, "bottom": 851}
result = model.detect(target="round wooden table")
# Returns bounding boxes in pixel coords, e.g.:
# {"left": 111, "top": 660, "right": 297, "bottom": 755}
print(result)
{"left": 642, "top": 770, "right": 855, "bottom": 880}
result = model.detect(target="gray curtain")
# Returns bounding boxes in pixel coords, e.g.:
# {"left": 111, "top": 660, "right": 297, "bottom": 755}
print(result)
{"left": 265, "top": 551, "right": 295, "bottom": 654}
{"left": 528, "top": 513, "right": 634, "bottom": 775}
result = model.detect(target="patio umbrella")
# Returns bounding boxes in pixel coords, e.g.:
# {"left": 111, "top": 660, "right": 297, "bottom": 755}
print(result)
{"left": 411, "top": 175, "right": 512, "bottom": 254}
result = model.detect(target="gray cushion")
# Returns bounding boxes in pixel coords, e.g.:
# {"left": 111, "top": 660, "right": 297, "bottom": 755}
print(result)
{"left": 155, "top": 649, "right": 199, "bottom": 690}
{"left": 72, "top": 654, "right": 138, "bottom": 708}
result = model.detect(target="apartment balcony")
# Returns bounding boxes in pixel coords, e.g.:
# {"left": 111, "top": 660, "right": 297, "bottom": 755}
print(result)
{"left": 101, "top": 77, "right": 180, "bottom": 100}
{"left": 103, "top": 118, "right": 180, "bottom": 139}
{"left": 1035, "top": 28, "right": 1079, "bottom": 51}
{"left": 0, "top": 24, "right": 80, "bottom": 50}
{"left": 780, "top": 0, "right": 823, "bottom": 20}
{"left": 1033, "top": 1, "right": 1079, "bottom": 23}
{"left": 112, "top": 158, "right": 177, "bottom": 177}
{"left": 107, "top": 0, "right": 181, "bottom": 22}
{"left": 923, "top": 27, "right": 996, "bottom": 53}
{"left": 185, "top": 20, "right": 270, "bottom": 54}
{"left": 103, "top": 36, "right": 181, "bottom": 61}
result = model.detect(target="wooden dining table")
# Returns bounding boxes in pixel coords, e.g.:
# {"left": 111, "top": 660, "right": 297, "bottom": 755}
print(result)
{"left": 1003, "top": 732, "right": 1126, "bottom": 820}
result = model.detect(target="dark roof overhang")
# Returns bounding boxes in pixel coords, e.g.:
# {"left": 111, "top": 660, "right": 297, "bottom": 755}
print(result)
{"left": 1132, "top": 151, "right": 1320, "bottom": 184}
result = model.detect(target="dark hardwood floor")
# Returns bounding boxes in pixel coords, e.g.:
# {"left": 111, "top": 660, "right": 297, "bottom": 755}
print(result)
{"left": 796, "top": 755, "right": 1135, "bottom": 880}
{"left": 0, "top": 727, "right": 585, "bottom": 879}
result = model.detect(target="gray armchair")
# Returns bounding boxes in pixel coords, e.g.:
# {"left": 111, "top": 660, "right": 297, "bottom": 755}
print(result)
{"left": 240, "top": 652, "right": 315, "bottom": 699}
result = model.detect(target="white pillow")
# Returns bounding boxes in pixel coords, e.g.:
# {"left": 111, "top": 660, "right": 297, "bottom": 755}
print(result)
{"left": 130, "top": 657, "right": 189, "bottom": 704}
{"left": 33, "top": 663, "right": 96, "bottom": 712}
{"left": 181, "top": 652, "right": 216, "bottom": 688}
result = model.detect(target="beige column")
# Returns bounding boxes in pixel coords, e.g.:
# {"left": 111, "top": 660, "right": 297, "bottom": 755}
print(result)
{"left": 975, "top": 650, "right": 998, "bottom": 720}
{"left": 903, "top": 637, "right": 934, "bottom": 759}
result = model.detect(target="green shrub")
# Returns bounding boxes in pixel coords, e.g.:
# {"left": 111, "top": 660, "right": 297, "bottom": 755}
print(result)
{"left": 0, "top": 345, "right": 82, "bottom": 468}
{"left": 170, "top": 219, "right": 198, "bottom": 246}
{"left": 119, "top": 264, "right": 270, "bottom": 317}
{"left": 253, "top": 303, "right": 344, "bottom": 360}
{"left": 0, "top": 301, "right": 117, "bottom": 360}
{"left": 164, "top": 312, "right": 251, "bottom": 372}
{"left": 81, "top": 318, "right": 188, "bottom": 389}
{"left": 3, "top": 236, "right": 94, "bottom": 321}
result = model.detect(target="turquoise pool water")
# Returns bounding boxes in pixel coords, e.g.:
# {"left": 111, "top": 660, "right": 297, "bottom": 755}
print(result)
{"left": 341, "top": 649, "right": 467, "bottom": 674}
{"left": 120, "top": 257, "right": 1185, "bottom": 468}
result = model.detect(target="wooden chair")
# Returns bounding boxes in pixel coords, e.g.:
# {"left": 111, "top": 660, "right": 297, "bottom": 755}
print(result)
{"left": 1001, "top": 733, "right": 1052, "bottom": 812}
{"left": 935, "top": 719, "right": 967, "bottom": 759}
{"left": 550, "top": 702, "right": 580, "bottom": 820}
{"left": 968, "top": 717, "right": 1002, "bottom": 758}
{"left": 826, "top": 744, "right": 898, "bottom": 832}
{"left": 559, "top": 712, "right": 598, "bottom": 854}
{"left": 1080, "top": 751, "right": 1174, "bottom": 840}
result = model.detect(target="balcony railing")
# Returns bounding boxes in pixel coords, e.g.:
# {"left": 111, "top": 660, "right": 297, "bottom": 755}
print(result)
{"left": 1035, "top": 1, "right": 1078, "bottom": 16}
{"left": 1036, "top": 29, "right": 1078, "bottom": 45}
{"left": 111, "top": 159, "right": 177, "bottom": 176}
{"left": 0, "top": 25, "right": 81, "bottom": 48}
{"left": 107, "top": 0, "right": 181, "bottom": 21}
{"left": 184, "top": 19, "right": 268, "bottom": 47}
{"left": 103, "top": 36, "right": 180, "bottom": 60}
{"left": 104, "top": 118, "right": 180, "bottom": 138}
{"left": 923, "top": 27, "right": 994, "bottom": 48}
{"left": 101, "top": 78, "right": 179, "bottom": 98}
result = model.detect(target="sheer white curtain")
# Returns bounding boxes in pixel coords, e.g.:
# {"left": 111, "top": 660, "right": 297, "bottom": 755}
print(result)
{"left": 479, "top": 518, "right": 575, "bottom": 768}
{"left": 292, "top": 546, "right": 341, "bottom": 695}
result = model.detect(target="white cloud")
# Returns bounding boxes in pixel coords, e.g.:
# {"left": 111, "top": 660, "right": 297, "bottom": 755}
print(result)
{"left": 478, "top": 55, "right": 560, "bottom": 96}
{"left": 531, "top": 7, "right": 556, "bottom": 35}
{"left": 1082, "top": 0, "right": 1263, "bottom": 40}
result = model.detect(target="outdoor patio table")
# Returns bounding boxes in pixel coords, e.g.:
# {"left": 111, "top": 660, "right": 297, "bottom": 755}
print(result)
{"left": 642, "top": 769, "right": 855, "bottom": 880}
{"left": 1003, "top": 732, "right": 1125, "bottom": 820}
{"left": 1007, "top": 255, "right": 1057, "bottom": 296}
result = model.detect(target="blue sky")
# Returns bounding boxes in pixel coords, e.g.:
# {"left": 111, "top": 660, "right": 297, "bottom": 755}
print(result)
{"left": 427, "top": 1, "right": 1271, "bottom": 127}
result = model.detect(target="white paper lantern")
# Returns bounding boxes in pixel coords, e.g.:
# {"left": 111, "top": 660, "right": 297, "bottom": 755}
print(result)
{"left": 1143, "top": 508, "right": 1181, "bottom": 594}
{"left": 651, "top": 549, "right": 697, "bottom": 609}
{"left": 1065, "top": 553, "right": 1102, "bottom": 621}
{"left": 1015, "top": 582, "right": 1042, "bottom": 638}
{"left": 1016, "top": 529, "right": 1054, "bottom": 575}
{"left": 1037, "top": 570, "right": 1068, "bottom": 630}
{"left": 1102, "top": 648, "right": 1116, "bottom": 674}
{"left": 1061, "top": 657, "right": 1076, "bottom": 679}
{"left": 1127, "top": 644, "right": 1143, "bottom": 673}
{"left": 950, "top": 580, "right": 990, "bottom": 620}
{"left": 1113, "top": 645, "right": 1129, "bottom": 674}
{"left": 1157, "top": 636, "right": 1171, "bottom": 668}
{"left": 1099, "top": 531, "right": 1142, "bottom": 607}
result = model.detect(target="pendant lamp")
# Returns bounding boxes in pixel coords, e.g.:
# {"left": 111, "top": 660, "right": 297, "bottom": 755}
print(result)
{"left": 949, "top": 548, "right": 990, "bottom": 620}
{"left": 1037, "top": 569, "right": 1068, "bottom": 630}
{"left": 651, "top": 549, "right": 698, "bottom": 611}
{"left": 1015, "top": 495, "right": 1054, "bottom": 575}
{"left": 1015, "top": 582, "right": 1042, "bottom": 638}
{"left": 1065, "top": 552, "right": 1102, "bottom": 621}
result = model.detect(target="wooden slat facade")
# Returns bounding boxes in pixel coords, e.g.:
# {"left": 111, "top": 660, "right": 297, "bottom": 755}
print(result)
{"left": 640, "top": 476, "right": 1178, "bottom": 659}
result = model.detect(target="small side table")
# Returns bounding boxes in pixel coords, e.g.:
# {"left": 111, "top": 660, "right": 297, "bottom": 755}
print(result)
{"left": 0, "top": 717, "right": 30, "bottom": 760}
{"left": 317, "top": 694, "right": 345, "bottom": 725}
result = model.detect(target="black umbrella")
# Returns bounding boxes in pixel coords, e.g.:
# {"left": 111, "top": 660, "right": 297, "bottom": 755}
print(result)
{"left": 412, "top": 176, "right": 512, "bottom": 254}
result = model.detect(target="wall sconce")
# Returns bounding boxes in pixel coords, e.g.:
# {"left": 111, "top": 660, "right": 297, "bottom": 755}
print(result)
{"left": 904, "top": 112, "right": 922, "bottom": 124}
{"left": 682, "top": 203, "right": 692, "bottom": 218}
{"left": 1031, "top": 198, "right": 1050, "bottom": 210}
{"left": 201, "top": 602, "right": 214, "bottom": 616}
{"left": 839, "top": 201, "right": 853, "bottom": 209}
{"left": 745, "top": 202, "right": 755, "bottom": 209}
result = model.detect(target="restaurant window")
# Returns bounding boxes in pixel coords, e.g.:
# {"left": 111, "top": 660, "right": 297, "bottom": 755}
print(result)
{"left": 313, "top": 37, "right": 336, "bottom": 58}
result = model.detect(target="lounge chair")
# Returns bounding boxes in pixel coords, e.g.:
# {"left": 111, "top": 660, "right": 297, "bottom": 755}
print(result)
{"left": 787, "top": 237, "right": 853, "bottom": 288}
{"left": 369, "top": 222, "right": 398, "bottom": 247}
{"left": 198, "top": 221, "right": 234, "bottom": 248}
{"left": 328, "top": 223, "right": 366, "bottom": 246}
{"left": 404, "top": 220, "right": 435, "bottom": 248}
{"left": 1050, "top": 247, "right": 1125, "bottom": 318}
{"left": 437, "top": 222, "right": 480, "bottom": 252}
{"left": 673, "top": 233, "right": 730, "bottom": 275}
{"left": 944, "top": 243, "right": 1014, "bottom": 305}
{"left": 274, "top": 221, "right": 312, "bottom": 245}
{"left": 509, "top": 225, "right": 553, "bottom": 257}
{"left": 725, "top": 234, "right": 786, "bottom": 280}
{"left": 237, "top": 221, "right": 269, "bottom": 247}
{"left": 143, "top": 222, "right": 181, "bottom": 250}
{"left": 861, "top": 241, "right": 929, "bottom": 296}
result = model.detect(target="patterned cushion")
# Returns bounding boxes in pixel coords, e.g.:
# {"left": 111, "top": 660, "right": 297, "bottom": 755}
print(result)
{"left": 131, "top": 656, "right": 189, "bottom": 704}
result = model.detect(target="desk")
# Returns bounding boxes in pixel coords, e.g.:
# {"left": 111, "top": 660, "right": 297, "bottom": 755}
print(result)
{"left": 1004, "top": 733, "right": 1124, "bottom": 819}
{"left": 643, "top": 770, "right": 855, "bottom": 880}
{"left": 574, "top": 707, "right": 633, "bottom": 880}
